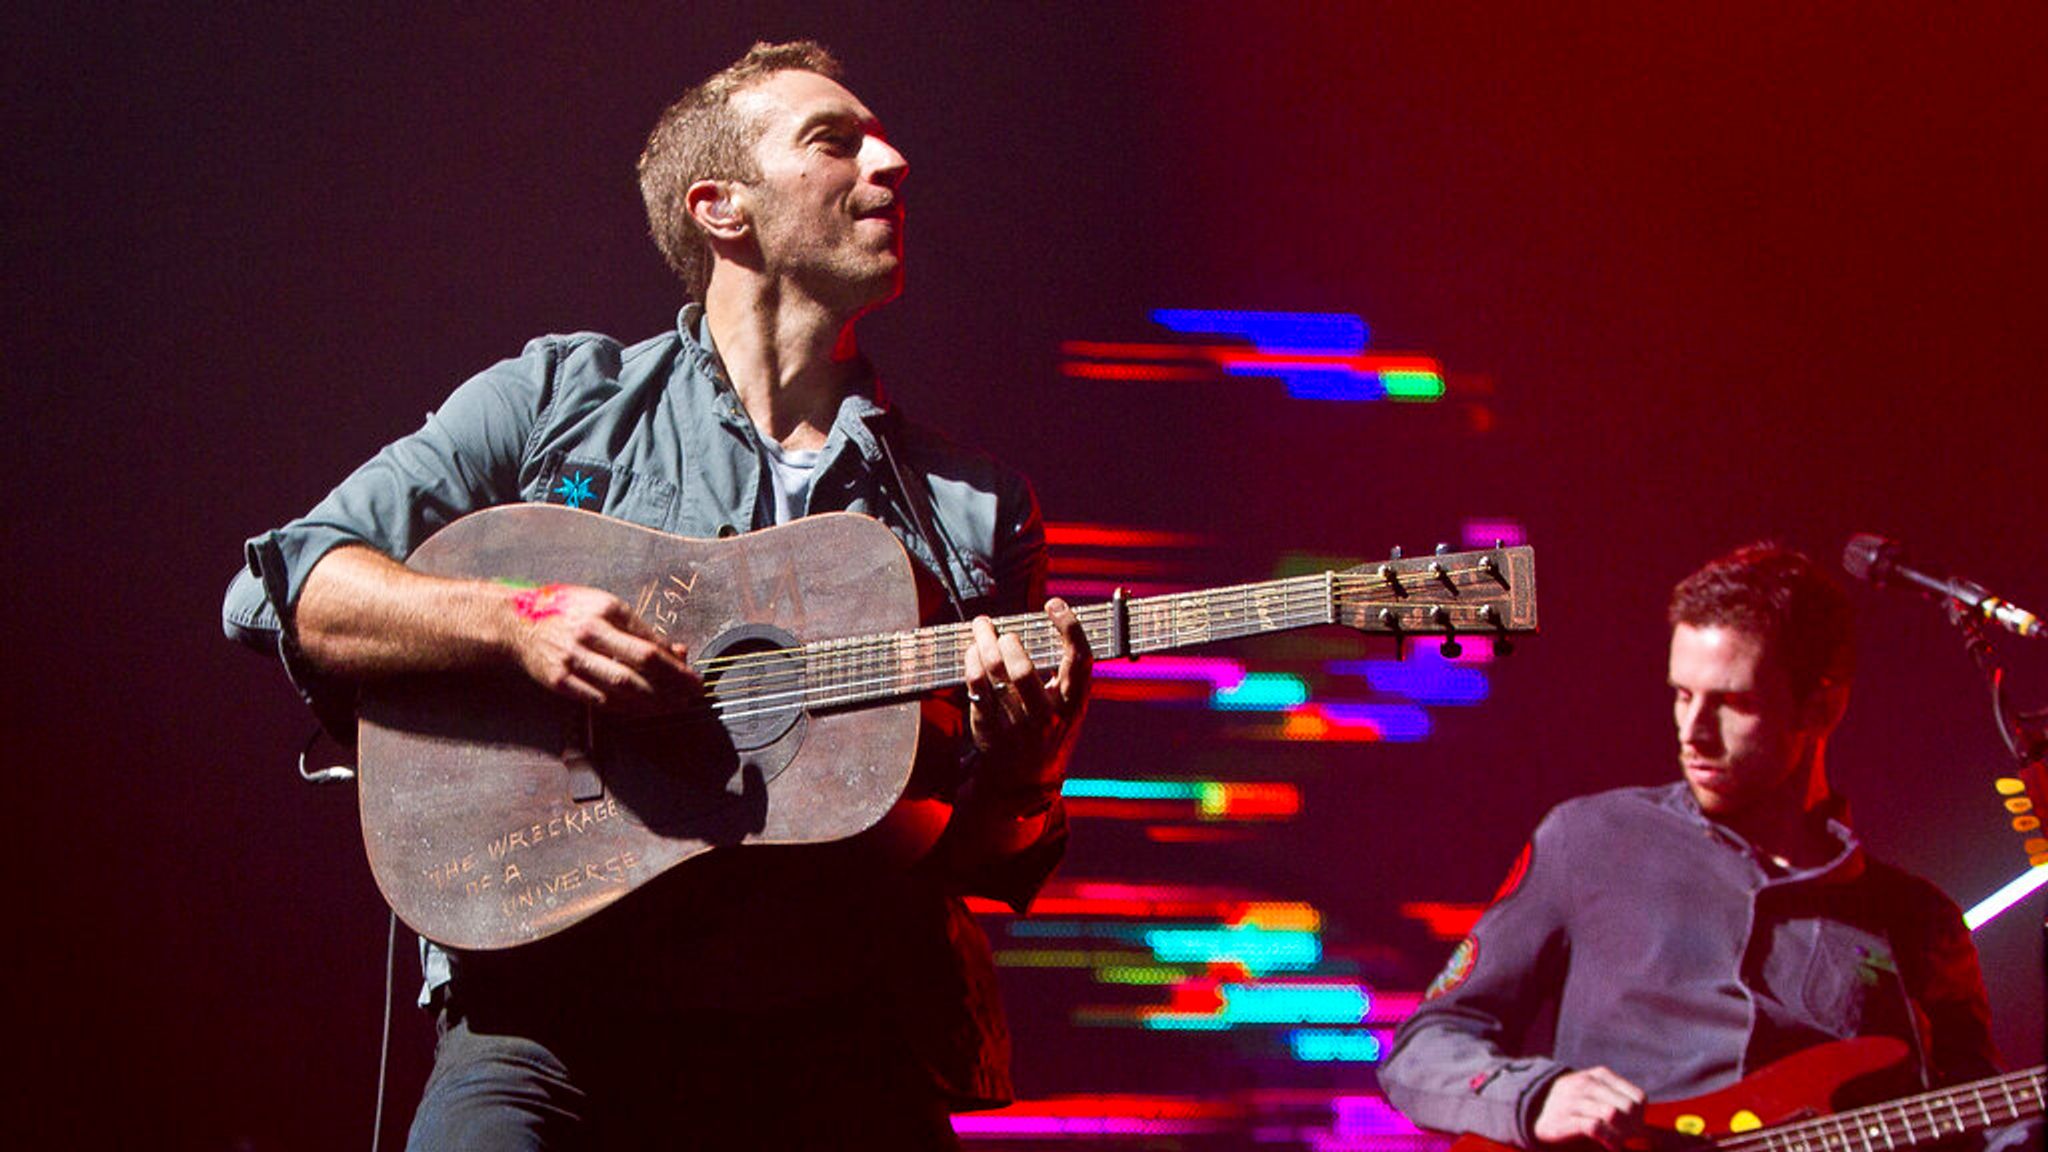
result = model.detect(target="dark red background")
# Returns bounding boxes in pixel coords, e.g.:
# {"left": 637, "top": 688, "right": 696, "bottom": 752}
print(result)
{"left": 7, "top": 5, "right": 2042, "bottom": 1147}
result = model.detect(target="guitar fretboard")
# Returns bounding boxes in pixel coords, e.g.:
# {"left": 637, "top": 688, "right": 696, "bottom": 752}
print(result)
{"left": 797, "top": 573, "right": 1339, "bottom": 710}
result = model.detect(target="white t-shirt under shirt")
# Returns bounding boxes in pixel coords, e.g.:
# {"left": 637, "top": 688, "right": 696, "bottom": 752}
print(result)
{"left": 758, "top": 437, "right": 822, "bottom": 526}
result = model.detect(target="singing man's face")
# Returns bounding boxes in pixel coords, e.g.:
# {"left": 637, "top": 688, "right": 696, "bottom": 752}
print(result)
{"left": 730, "top": 69, "right": 909, "bottom": 314}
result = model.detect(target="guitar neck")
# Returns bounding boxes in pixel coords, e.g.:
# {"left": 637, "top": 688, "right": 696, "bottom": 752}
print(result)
{"left": 799, "top": 574, "right": 1339, "bottom": 709}
{"left": 1718, "top": 1066, "right": 2045, "bottom": 1152}
{"left": 791, "top": 543, "right": 1537, "bottom": 712}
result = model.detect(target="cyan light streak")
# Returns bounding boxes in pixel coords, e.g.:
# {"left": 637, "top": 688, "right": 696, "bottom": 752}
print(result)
{"left": 1142, "top": 924, "right": 1320, "bottom": 975}
{"left": 1146, "top": 983, "right": 1366, "bottom": 1029}
{"left": 1288, "top": 1028, "right": 1387, "bottom": 1063}
{"left": 1061, "top": 778, "right": 1204, "bottom": 802}
{"left": 1213, "top": 672, "right": 1310, "bottom": 710}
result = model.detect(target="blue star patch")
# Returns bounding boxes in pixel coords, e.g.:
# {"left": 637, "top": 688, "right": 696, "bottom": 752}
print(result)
{"left": 544, "top": 465, "right": 611, "bottom": 511}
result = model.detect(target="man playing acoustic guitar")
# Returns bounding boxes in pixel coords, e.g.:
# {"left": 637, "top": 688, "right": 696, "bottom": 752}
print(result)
{"left": 1378, "top": 544, "right": 2037, "bottom": 1151}
{"left": 224, "top": 40, "right": 1090, "bottom": 1150}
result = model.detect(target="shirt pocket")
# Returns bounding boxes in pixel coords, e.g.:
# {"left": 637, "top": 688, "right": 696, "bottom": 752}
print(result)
{"left": 1800, "top": 921, "right": 1894, "bottom": 1037}
{"left": 528, "top": 452, "right": 679, "bottom": 531}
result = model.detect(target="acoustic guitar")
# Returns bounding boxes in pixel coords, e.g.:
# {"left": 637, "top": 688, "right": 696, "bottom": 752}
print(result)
{"left": 357, "top": 504, "right": 1537, "bottom": 950}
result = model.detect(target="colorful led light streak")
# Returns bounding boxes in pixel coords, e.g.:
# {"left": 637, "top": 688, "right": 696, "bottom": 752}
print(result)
{"left": 1399, "top": 901, "right": 1486, "bottom": 941}
{"left": 953, "top": 1095, "right": 1242, "bottom": 1138}
{"left": 1058, "top": 778, "right": 1302, "bottom": 822}
{"left": 1288, "top": 1028, "right": 1390, "bottom": 1063}
{"left": 1060, "top": 309, "right": 1452, "bottom": 402}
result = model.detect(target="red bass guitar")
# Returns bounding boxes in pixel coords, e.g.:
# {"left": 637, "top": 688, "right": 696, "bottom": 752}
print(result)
{"left": 1448, "top": 1037, "right": 2043, "bottom": 1152}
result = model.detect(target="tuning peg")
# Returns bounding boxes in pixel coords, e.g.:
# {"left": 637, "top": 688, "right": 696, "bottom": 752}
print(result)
{"left": 1479, "top": 603, "right": 1515, "bottom": 656}
{"left": 1380, "top": 608, "right": 1406, "bottom": 661}
{"left": 1389, "top": 545, "right": 1403, "bottom": 560}
{"left": 1378, "top": 563, "right": 1405, "bottom": 596}
{"left": 1435, "top": 543, "right": 1451, "bottom": 556}
{"left": 1428, "top": 605, "right": 1463, "bottom": 658}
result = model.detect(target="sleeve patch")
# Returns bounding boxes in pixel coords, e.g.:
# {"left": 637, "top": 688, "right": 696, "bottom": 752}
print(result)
{"left": 1424, "top": 936, "right": 1479, "bottom": 1001}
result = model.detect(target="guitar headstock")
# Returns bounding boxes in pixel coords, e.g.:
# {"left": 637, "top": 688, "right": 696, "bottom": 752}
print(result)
{"left": 1331, "top": 544, "right": 1538, "bottom": 649}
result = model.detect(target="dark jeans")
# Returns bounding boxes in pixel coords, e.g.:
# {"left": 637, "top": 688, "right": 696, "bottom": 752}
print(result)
{"left": 407, "top": 984, "right": 962, "bottom": 1151}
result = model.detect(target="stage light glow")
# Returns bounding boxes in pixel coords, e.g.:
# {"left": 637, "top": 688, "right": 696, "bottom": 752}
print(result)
{"left": 1142, "top": 924, "right": 1321, "bottom": 974}
{"left": 1461, "top": 518, "right": 1528, "bottom": 548}
{"left": 1317, "top": 703, "right": 1431, "bottom": 741}
{"left": 1333, "top": 1095, "right": 1430, "bottom": 1138}
{"left": 1380, "top": 370, "right": 1446, "bottom": 400}
{"left": 952, "top": 1094, "right": 1241, "bottom": 1137}
{"left": 1963, "top": 863, "right": 2048, "bottom": 930}
{"left": 1200, "top": 782, "right": 1302, "bottom": 819}
{"left": 1097, "top": 964, "right": 1192, "bottom": 985}
{"left": 1329, "top": 659, "right": 1490, "bottom": 705}
{"left": 1214, "top": 672, "right": 1310, "bottom": 710}
{"left": 1061, "top": 311, "right": 1457, "bottom": 403}
{"left": 1151, "top": 309, "right": 1367, "bottom": 351}
{"left": 1046, "top": 522, "right": 1210, "bottom": 548}
{"left": 1398, "top": 901, "right": 1486, "bottom": 941}
{"left": 1288, "top": 1028, "right": 1388, "bottom": 1062}
{"left": 1062, "top": 778, "right": 1203, "bottom": 802}
{"left": 1146, "top": 982, "right": 1367, "bottom": 1029}
{"left": 1093, "top": 654, "right": 1247, "bottom": 689}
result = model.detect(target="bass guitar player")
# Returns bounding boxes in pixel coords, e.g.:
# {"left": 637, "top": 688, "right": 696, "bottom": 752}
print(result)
{"left": 1377, "top": 543, "right": 2041, "bottom": 1152}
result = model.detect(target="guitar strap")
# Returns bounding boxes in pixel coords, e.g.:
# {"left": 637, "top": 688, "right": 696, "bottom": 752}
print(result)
{"left": 875, "top": 415, "right": 973, "bottom": 626}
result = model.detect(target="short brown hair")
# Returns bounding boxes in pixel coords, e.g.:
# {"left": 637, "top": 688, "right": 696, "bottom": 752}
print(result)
{"left": 1668, "top": 542, "right": 1855, "bottom": 700}
{"left": 638, "top": 40, "right": 844, "bottom": 299}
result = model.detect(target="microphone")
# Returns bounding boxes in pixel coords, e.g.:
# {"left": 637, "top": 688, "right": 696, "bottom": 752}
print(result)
{"left": 1842, "top": 534, "right": 2044, "bottom": 640}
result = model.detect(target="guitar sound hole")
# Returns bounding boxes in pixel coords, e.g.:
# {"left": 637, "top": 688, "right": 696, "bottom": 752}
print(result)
{"left": 696, "top": 623, "right": 806, "bottom": 752}
{"left": 595, "top": 624, "right": 807, "bottom": 839}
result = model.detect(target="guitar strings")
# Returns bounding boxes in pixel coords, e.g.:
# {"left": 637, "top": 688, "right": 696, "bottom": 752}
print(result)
{"left": 678, "top": 562, "right": 1507, "bottom": 681}
{"left": 617, "top": 568, "right": 1512, "bottom": 731}
{"left": 619, "top": 580, "right": 1346, "bottom": 732}
{"left": 663, "top": 569, "right": 1503, "bottom": 726}
{"left": 1705, "top": 1066, "right": 2043, "bottom": 1152}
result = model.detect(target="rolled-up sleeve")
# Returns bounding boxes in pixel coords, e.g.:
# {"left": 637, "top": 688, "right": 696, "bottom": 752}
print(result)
{"left": 221, "top": 340, "right": 559, "bottom": 725}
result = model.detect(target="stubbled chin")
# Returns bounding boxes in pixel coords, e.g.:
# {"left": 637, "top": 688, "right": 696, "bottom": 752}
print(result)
{"left": 1684, "top": 768, "right": 1739, "bottom": 812}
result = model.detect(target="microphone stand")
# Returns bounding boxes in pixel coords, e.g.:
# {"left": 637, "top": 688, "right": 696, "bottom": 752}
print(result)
{"left": 1945, "top": 599, "right": 2048, "bottom": 926}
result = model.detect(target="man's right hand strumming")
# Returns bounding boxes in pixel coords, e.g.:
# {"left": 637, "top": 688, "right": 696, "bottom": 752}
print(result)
{"left": 295, "top": 543, "right": 698, "bottom": 714}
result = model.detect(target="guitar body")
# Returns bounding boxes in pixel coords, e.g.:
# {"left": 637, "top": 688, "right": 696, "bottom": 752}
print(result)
{"left": 351, "top": 504, "right": 1542, "bottom": 953}
{"left": 358, "top": 505, "right": 924, "bottom": 951}
{"left": 1636, "top": 1037, "right": 1912, "bottom": 1142}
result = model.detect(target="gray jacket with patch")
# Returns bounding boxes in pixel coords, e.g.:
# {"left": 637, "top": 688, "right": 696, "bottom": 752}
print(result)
{"left": 1377, "top": 782, "right": 1997, "bottom": 1147}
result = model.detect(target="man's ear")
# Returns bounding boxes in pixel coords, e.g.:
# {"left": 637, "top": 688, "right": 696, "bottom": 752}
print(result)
{"left": 685, "top": 180, "right": 746, "bottom": 237}
{"left": 1799, "top": 679, "right": 1850, "bottom": 737}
